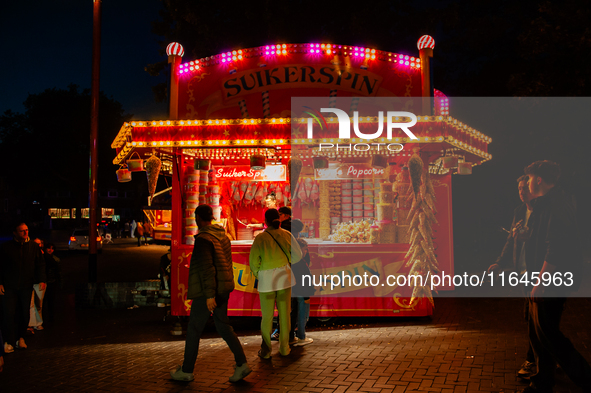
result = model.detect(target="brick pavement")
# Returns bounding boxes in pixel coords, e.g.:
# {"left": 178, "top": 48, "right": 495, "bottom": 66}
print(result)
{"left": 1, "top": 297, "right": 589, "bottom": 392}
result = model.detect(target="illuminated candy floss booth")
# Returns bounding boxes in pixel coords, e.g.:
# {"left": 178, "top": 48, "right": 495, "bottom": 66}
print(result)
{"left": 112, "top": 36, "right": 492, "bottom": 317}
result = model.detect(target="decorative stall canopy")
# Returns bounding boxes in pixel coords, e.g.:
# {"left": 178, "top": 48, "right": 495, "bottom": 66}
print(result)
{"left": 112, "top": 115, "right": 491, "bottom": 169}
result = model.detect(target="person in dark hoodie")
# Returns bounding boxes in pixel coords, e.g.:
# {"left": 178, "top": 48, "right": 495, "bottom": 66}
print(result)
{"left": 0, "top": 223, "right": 46, "bottom": 353}
{"left": 170, "top": 205, "right": 250, "bottom": 383}
{"left": 517, "top": 160, "right": 591, "bottom": 393}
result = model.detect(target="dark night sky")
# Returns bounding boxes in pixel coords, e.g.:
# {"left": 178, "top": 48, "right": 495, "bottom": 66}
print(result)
{"left": 1, "top": 0, "right": 167, "bottom": 119}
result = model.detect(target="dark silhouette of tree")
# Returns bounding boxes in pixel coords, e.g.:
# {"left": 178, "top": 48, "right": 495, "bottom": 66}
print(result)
{"left": 509, "top": 0, "right": 591, "bottom": 95}
{"left": 0, "top": 85, "right": 133, "bottom": 227}
{"left": 146, "top": 0, "right": 589, "bottom": 98}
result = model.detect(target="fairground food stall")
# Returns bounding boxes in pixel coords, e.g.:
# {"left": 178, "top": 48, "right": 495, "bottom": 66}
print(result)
{"left": 112, "top": 37, "right": 492, "bottom": 317}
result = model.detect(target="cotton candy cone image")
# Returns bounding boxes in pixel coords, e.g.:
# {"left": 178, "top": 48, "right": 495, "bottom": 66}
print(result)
{"left": 288, "top": 157, "right": 302, "bottom": 193}
{"left": 145, "top": 154, "right": 162, "bottom": 199}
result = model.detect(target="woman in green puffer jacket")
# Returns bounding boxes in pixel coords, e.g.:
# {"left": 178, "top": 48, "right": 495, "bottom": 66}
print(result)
{"left": 249, "top": 208, "right": 302, "bottom": 358}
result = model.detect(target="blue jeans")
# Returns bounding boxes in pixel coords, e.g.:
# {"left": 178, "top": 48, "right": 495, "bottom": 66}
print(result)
{"left": 295, "top": 297, "right": 310, "bottom": 340}
{"left": 182, "top": 293, "right": 246, "bottom": 373}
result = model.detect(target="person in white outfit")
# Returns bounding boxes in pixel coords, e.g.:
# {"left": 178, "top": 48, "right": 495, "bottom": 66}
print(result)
{"left": 130, "top": 220, "right": 137, "bottom": 238}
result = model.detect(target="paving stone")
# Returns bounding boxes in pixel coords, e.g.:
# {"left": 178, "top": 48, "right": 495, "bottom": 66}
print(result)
{"left": 1, "top": 297, "right": 590, "bottom": 392}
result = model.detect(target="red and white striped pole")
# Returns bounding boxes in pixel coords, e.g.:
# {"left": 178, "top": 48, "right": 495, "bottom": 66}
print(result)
{"left": 417, "top": 35, "right": 435, "bottom": 116}
{"left": 166, "top": 42, "right": 184, "bottom": 120}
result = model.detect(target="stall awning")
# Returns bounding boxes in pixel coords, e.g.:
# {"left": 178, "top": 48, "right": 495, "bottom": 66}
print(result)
{"left": 112, "top": 116, "right": 491, "bottom": 167}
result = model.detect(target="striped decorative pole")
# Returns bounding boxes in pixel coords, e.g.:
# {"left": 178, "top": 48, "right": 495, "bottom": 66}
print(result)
{"left": 239, "top": 100, "right": 249, "bottom": 118}
{"left": 166, "top": 42, "right": 185, "bottom": 120}
{"left": 349, "top": 96, "right": 360, "bottom": 117}
{"left": 262, "top": 91, "right": 270, "bottom": 118}
{"left": 329, "top": 89, "right": 337, "bottom": 108}
{"left": 417, "top": 35, "right": 435, "bottom": 116}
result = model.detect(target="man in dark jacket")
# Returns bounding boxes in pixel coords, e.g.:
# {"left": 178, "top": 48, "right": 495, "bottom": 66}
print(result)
{"left": 489, "top": 175, "right": 534, "bottom": 275}
{"left": 518, "top": 161, "right": 591, "bottom": 393}
{"left": 0, "top": 223, "right": 46, "bottom": 353}
{"left": 272, "top": 207, "right": 294, "bottom": 342}
{"left": 488, "top": 175, "right": 536, "bottom": 379}
{"left": 170, "top": 205, "right": 250, "bottom": 383}
{"left": 278, "top": 206, "right": 292, "bottom": 232}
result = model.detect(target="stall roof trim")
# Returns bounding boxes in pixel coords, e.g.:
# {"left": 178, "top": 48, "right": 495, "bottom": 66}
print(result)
{"left": 177, "top": 43, "right": 422, "bottom": 77}
{"left": 112, "top": 116, "right": 492, "bottom": 166}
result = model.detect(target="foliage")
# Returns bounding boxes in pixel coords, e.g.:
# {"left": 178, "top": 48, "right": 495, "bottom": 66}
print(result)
{"left": 0, "top": 84, "right": 131, "bottom": 201}
{"left": 146, "top": 0, "right": 590, "bottom": 98}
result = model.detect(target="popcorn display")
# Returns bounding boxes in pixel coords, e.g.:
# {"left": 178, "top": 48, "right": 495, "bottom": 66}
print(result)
{"left": 329, "top": 181, "right": 342, "bottom": 233}
{"left": 380, "top": 182, "right": 392, "bottom": 192}
{"left": 340, "top": 180, "right": 353, "bottom": 228}
{"left": 380, "top": 221, "right": 397, "bottom": 243}
{"left": 379, "top": 191, "right": 394, "bottom": 203}
{"left": 319, "top": 179, "right": 331, "bottom": 240}
{"left": 363, "top": 180, "right": 374, "bottom": 220}
{"left": 376, "top": 203, "right": 394, "bottom": 221}
{"left": 370, "top": 224, "right": 381, "bottom": 244}
{"left": 373, "top": 178, "right": 397, "bottom": 243}
{"left": 329, "top": 220, "right": 371, "bottom": 243}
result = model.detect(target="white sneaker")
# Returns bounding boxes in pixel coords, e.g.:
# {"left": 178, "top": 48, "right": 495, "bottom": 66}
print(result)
{"left": 289, "top": 337, "right": 299, "bottom": 345}
{"left": 293, "top": 337, "right": 313, "bottom": 347}
{"left": 170, "top": 365, "right": 194, "bottom": 381}
{"left": 229, "top": 363, "right": 251, "bottom": 382}
{"left": 517, "top": 360, "right": 536, "bottom": 379}
{"left": 4, "top": 343, "right": 14, "bottom": 353}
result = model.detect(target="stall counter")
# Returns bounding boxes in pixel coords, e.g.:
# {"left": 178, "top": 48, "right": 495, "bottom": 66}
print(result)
{"left": 172, "top": 241, "right": 432, "bottom": 317}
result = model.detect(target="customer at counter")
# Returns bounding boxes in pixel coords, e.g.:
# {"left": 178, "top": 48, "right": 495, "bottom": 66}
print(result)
{"left": 278, "top": 206, "right": 292, "bottom": 232}
{"left": 249, "top": 209, "right": 302, "bottom": 358}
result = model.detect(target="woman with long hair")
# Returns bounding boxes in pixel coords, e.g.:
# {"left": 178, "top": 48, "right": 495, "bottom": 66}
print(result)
{"left": 249, "top": 208, "right": 302, "bottom": 358}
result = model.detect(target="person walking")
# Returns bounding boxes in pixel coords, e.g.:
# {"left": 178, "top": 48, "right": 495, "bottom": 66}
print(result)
{"left": 123, "top": 220, "right": 130, "bottom": 238}
{"left": 42, "top": 243, "right": 61, "bottom": 323}
{"left": 143, "top": 220, "right": 153, "bottom": 245}
{"left": 130, "top": 219, "right": 137, "bottom": 239}
{"left": 136, "top": 221, "right": 145, "bottom": 247}
{"left": 0, "top": 223, "right": 46, "bottom": 352}
{"left": 249, "top": 209, "right": 302, "bottom": 358}
{"left": 29, "top": 238, "right": 46, "bottom": 331}
{"left": 518, "top": 160, "right": 591, "bottom": 393}
{"left": 291, "top": 237, "right": 314, "bottom": 347}
{"left": 488, "top": 175, "right": 536, "bottom": 379}
{"left": 271, "top": 207, "right": 296, "bottom": 342}
{"left": 170, "top": 205, "right": 250, "bottom": 383}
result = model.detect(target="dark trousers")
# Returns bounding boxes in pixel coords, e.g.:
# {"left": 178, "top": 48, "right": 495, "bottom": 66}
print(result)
{"left": 289, "top": 297, "right": 298, "bottom": 338}
{"left": 1, "top": 288, "right": 32, "bottom": 344}
{"left": 528, "top": 298, "right": 591, "bottom": 390}
{"left": 44, "top": 283, "right": 57, "bottom": 323}
{"left": 182, "top": 293, "right": 246, "bottom": 373}
{"left": 524, "top": 298, "right": 535, "bottom": 363}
